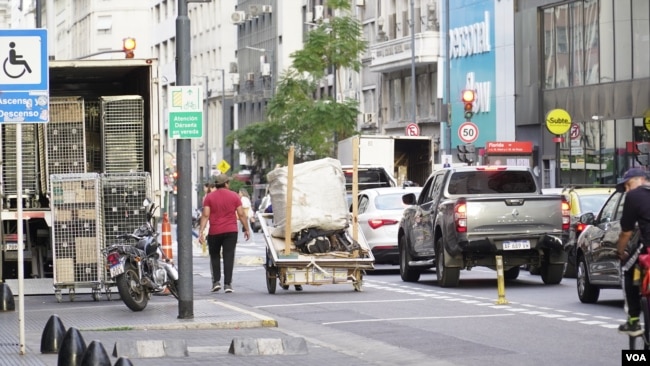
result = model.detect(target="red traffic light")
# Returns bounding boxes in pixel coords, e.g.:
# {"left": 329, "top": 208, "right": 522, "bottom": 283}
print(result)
{"left": 122, "top": 37, "right": 136, "bottom": 58}
{"left": 461, "top": 89, "right": 475, "bottom": 103}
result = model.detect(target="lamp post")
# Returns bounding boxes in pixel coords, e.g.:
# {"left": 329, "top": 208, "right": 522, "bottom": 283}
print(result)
{"left": 192, "top": 74, "right": 210, "bottom": 182}
{"left": 212, "top": 68, "right": 226, "bottom": 179}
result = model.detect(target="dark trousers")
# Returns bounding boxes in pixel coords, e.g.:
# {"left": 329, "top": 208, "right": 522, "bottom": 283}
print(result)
{"left": 207, "top": 232, "right": 238, "bottom": 285}
{"left": 623, "top": 267, "right": 641, "bottom": 319}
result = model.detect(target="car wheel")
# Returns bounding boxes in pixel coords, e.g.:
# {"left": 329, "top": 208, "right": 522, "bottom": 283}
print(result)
{"left": 399, "top": 235, "right": 420, "bottom": 282}
{"left": 577, "top": 255, "right": 600, "bottom": 303}
{"left": 435, "top": 238, "right": 460, "bottom": 287}
{"left": 540, "top": 263, "right": 564, "bottom": 285}
{"left": 504, "top": 266, "right": 520, "bottom": 280}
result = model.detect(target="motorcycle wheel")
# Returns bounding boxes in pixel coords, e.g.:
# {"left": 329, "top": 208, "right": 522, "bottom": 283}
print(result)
{"left": 167, "top": 280, "right": 180, "bottom": 299}
{"left": 116, "top": 262, "right": 149, "bottom": 312}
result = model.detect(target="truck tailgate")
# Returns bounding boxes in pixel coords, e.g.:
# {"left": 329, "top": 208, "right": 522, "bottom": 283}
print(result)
{"left": 465, "top": 195, "right": 564, "bottom": 236}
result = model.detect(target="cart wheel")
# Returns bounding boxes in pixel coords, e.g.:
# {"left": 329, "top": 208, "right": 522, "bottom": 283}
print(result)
{"left": 281, "top": 285, "right": 289, "bottom": 290}
{"left": 266, "top": 266, "right": 277, "bottom": 294}
{"left": 92, "top": 290, "right": 101, "bottom": 302}
{"left": 69, "top": 289, "right": 75, "bottom": 302}
{"left": 55, "top": 290, "right": 62, "bottom": 303}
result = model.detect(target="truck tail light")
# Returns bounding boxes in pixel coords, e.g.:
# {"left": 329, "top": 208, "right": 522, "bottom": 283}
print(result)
{"left": 368, "top": 219, "right": 398, "bottom": 229}
{"left": 561, "top": 198, "right": 571, "bottom": 231}
{"left": 454, "top": 200, "right": 467, "bottom": 233}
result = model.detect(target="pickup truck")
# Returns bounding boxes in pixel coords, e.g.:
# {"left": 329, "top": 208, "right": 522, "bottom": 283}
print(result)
{"left": 398, "top": 166, "right": 570, "bottom": 287}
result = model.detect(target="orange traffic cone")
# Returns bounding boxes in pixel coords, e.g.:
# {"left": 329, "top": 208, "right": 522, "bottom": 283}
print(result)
{"left": 161, "top": 212, "right": 173, "bottom": 260}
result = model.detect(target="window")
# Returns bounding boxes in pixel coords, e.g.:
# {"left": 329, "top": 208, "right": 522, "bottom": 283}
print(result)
{"left": 390, "top": 78, "right": 402, "bottom": 121}
{"left": 97, "top": 15, "right": 112, "bottom": 34}
{"left": 632, "top": 0, "right": 650, "bottom": 78}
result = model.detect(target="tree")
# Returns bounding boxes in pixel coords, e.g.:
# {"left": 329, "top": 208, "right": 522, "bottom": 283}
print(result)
{"left": 227, "top": 0, "right": 366, "bottom": 166}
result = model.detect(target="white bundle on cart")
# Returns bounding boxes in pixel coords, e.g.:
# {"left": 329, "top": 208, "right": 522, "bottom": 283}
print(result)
{"left": 267, "top": 158, "right": 349, "bottom": 239}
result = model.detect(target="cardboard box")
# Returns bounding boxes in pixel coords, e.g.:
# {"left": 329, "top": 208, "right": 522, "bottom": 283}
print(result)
{"left": 62, "top": 191, "right": 76, "bottom": 204}
{"left": 50, "top": 97, "right": 83, "bottom": 123}
{"left": 75, "top": 188, "right": 89, "bottom": 203}
{"left": 77, "top": 209, "right": 96, "bottom": 220}
{"left": 85, "top": 189, "right": 96, "bottom": 203}
{"left": 55, "top": 258, "right": 75, "bottom": 283}
{"left": 54, "top": 208, "right": 73, "bottom": 222}
{"left": 75, "top": 237, "right": 98, "bottom": 264}
{"left": 62, "top": 181, "right": 82, "bottom": 191}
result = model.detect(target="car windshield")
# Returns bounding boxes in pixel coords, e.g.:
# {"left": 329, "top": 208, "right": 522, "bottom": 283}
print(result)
{"left": 447, "top": 170, "right": 536, "bottom": 194}
{"left": 374, "top": 193, "right": 419, "bottom": 210}
{"left": 343, "top": 169, "right": 394, "bottom": 191}
{"left": 578, "top": 194, "right": 610, "bottom": 214}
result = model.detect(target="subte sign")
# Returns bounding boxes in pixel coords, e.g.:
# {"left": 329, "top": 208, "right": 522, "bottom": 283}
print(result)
{"left": 458, "top": 122, "right": 478, "bottom": 143}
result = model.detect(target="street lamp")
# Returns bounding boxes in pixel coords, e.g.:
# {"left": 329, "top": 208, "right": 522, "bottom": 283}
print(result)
{"left": 193, "top": 74, "right": 210, "bottom": 182}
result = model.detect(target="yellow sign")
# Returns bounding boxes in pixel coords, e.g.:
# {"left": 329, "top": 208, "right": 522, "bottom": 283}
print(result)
{"left": 644, "top": 109, "right": 650, "bottom": 132}
{"left": 217, "top": 160, "right": 231, "bottom": 173}
{"left": 545, "top": 108, "right": 572, "bottom": 135}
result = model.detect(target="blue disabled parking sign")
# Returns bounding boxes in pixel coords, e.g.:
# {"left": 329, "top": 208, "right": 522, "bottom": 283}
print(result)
{"left": 0, "top": 29, "right": 49, "bottom": 123}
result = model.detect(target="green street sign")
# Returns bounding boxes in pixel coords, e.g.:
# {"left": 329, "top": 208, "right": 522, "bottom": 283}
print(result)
{"left": 168, "top": 85, "right": 203, "bottom": 139}
{"left": 169, "top": 111, "right": 202, "bottom": 138}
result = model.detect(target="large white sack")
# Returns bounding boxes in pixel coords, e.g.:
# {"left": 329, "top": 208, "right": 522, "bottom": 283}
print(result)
{"left": 267, "top": 158, "right": 349, "bottom": 238}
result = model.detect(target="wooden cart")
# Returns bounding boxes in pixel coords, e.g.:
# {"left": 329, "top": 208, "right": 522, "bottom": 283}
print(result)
{"left": 259, "top": 212, "right": 374, "bottom": 293}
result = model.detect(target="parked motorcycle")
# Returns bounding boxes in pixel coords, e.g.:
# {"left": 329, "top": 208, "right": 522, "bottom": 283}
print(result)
{"left": 104, "top": 199, "right": 179, "bottom": 311}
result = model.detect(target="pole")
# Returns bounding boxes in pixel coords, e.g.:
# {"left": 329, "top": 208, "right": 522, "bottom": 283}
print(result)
{"left": 221, "top": 68, "right": 226, "bottom": 155}
{"left": 176, "top": 0, "right": 193, "bottom": 319}
{"left": 205, "top": 75, "right": 210, "bottom": 182}
{"left": 444, "top": 0, "right": 451, "bottom": 154}
{"left": 16, "top": 125, "right": 26, "bottom": 355}
{"left": 410, "top": 0, "right": 416, "bottom": 126}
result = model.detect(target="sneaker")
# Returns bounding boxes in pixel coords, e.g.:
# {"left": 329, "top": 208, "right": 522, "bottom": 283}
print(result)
{"left": 211, "top": 283, "right": 221, "bottom": 292}
{"left": 295, "top": 285, "right": 303, "bottom": 292}
{"left": 618, "top": 320, "right": 643, "bottom": 336}
{"left": 224, "top": 284, "right": 234, "bottom": 293}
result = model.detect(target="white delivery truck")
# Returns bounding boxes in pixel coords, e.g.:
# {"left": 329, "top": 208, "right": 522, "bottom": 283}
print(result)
{"left": 0, "top": 58, "right": 163, "bottom": 290}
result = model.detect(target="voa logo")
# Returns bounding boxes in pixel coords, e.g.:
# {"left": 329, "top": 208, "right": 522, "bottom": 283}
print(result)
{"left": 465, "top": 72, "right": 490, "bottom": 114}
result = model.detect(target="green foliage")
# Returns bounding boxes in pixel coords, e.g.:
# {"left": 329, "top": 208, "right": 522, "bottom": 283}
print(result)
{"left": 226, "top": 0, "right": 365, "bottom": 166}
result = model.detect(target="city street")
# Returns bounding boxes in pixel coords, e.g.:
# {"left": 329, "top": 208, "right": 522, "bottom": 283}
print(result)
{"left": 215, "top": 231, "right": 632, "bottom": 366}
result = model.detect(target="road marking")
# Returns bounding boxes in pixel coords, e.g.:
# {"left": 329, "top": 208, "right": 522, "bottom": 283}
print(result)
{"left": 255, "top": 298, "right": 425, "bottom": 309}
{"left": 322, "top": 313, "right": 514, "bottom": 325}
{"left": 560, "top": 317, "right": 586, "bottom": 322}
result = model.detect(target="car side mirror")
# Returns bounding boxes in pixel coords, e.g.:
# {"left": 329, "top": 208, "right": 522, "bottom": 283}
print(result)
{"left": 402, "top": 193, "right": 416, "bottom": 205}
{"left": 579, "top": 212, "right": 595, "bottom": 225}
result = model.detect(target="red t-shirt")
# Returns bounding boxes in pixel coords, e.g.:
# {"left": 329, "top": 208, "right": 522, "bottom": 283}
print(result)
{"left": 203, "top": 188, "right": 242, "bottom": 235}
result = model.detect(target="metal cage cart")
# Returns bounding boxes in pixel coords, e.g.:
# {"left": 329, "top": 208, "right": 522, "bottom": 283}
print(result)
{"left": 100, "top": 96, "right": 144, "bottom": 173}
{"left": 101, "top": 172, "right": 152, "bottom": 250}
{"left": 46, "top": 96, "right": 88, "bottom": 177}
{"left": 1, "top": 124, "right": 41, "bottom": 209}
{"left": 50, "top": 173, "right": 104, "bottom": 302}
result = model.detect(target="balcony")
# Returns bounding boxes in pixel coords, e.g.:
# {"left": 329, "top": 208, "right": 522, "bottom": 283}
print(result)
{"left": 369, "top": 31, "right": 441, "bottom": 73}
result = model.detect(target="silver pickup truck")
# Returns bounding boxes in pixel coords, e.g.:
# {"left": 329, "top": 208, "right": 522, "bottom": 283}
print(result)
{"left": 398, "top": 166, "right": 570, "bottom": 287}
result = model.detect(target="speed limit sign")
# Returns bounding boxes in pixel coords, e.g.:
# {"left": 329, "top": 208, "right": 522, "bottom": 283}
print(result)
{"left": 458, "top": 122, "right": 479, "bottom": 143}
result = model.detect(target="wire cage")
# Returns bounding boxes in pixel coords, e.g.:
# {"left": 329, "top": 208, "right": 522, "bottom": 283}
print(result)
{"left": 101, "top": 172, "right": 152, "bottom": 248}
{"left": 46, "top": 96, "right": 87, "bottom": 177}
{"left": 100, "top": 96, "right": 144, "bottom": 173}
{"left": 50, "top": 173, "right": 104, "bottom": 302}
{"left": 1, "top": 124, "right": 41, "bottom": 208}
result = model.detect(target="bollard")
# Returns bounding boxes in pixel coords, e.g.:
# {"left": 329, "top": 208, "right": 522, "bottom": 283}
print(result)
{"left": 162, "top": 212, "right": 173, "bottom": 260}
{"left": 80, "top": 340, "right": 111, "bottom": 366}
{"left": 114, "top": 357, "right": 134, "bottom": 366}
{"left": 41, "top": 314, "right": 66, "bottom": 354}
{"left": 57, "top": 327, "right": 87, "bottom": 366}
{"left": 495, "top": 255, "right": 509, "bottom": 305}
{"left": 0, "top": 283, "right": 15, "bottom": 312}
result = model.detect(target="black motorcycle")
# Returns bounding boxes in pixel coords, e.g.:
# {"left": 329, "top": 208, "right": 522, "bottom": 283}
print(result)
{"left": 104, "top": 199, "right": 179, "bottom": 311}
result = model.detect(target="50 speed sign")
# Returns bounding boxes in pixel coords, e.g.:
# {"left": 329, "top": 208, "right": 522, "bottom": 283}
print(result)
{"left": 458, "top": 122, "right": 479, "bottom": 143}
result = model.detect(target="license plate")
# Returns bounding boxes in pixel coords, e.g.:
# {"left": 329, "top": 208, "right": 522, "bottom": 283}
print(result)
{"left": 110, "top": 263, "right": 124, "bottom": 277}
{"left": 503, "top": 240, "right": 531, "bottom": 250}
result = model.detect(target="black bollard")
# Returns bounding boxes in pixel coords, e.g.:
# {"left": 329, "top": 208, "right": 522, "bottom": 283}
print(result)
{"left": 80, "top": 340, "right": 111, "bottom": 366}
{"left": 114, "top": 357, "right": 134, "bottom": 366}
{"left": 41, "top": 314, "right": 66, "bottom": 353}
{"left": 0, "top": 283, "right": 15, "bottom": 312}
{"left": 57, "top": 327, "right": 87, "bottom": 366}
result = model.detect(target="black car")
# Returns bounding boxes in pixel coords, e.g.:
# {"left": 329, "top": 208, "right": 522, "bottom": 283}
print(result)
{"left": 575, "top": 190, "right": 626, "bottom": 303}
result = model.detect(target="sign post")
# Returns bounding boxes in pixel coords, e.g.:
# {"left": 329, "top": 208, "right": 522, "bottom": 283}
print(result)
{"left": 0, "top": 28, "right": 49, "bottom": 356}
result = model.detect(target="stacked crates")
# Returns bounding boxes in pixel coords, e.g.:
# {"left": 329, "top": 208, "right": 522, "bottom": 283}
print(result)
{"left": 1, "top": 124, "right": 40, "bottom": 208}
{"left": 46, "top": 97, "right": 87, "bottom": 177}
{"left": 100, "top": 96, "right": 144, "bottom": 173}
{"left": 102, "top": 172, "right": 152, "bottom": 247}
{"left": 84, "top": 100, "right": 102, "bottom": 173}
{"left": 50, "top": 173, "right": 103, "bottom": 287}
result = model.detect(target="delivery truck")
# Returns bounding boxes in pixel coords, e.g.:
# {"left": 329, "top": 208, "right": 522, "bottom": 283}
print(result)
{"left": 0, "top": 58, "right": 163, "bottom": 288}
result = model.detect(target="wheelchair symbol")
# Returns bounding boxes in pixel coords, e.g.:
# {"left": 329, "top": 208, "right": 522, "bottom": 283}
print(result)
{"left": 3, "top": 42, "right": 32, "bottom": 79}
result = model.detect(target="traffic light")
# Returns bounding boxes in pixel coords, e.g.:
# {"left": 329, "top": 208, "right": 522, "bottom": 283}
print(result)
{"left": 122, "top": 37, "right": 136, "bottom": 58}
{"left": 636, "top": 142, "right": 650, "bottom": 166}
{"left": 461, "top": 89, "right": 475, "bottom": 120}
{"left": 457, "top": 144, "right": 476, "bottom": 164}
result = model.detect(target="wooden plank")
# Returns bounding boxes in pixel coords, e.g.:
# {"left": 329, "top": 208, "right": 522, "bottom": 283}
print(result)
{"left": 284, "top": 146, "right": 295, "bottom": 256}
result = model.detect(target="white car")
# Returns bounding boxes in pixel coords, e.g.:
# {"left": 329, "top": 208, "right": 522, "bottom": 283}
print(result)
{"left": 354, "top": 187, "right": 422, "bottom": 265}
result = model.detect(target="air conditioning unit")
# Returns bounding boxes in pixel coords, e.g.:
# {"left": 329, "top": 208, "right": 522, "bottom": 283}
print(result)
{"left": 231, "top": 73, "right": 240, "bottom": 86}
{"left": 261, "top": 63, "right": 271, "bottom": 76}
{"left": 249, "top": 5, "right": 260, "bottom": 17}
{"left": 314, "top": 5, "right": 324, "bottom": 21}
{"left": 231, "top": 11, "right": 245, "bottom": 24}
{"left": 262, "top": 5, "right": 272, "bottom": 13}
{"left": 246, "top": 72, "right": 255, "bottom": 82}
{"left": 363, "top": 113, "right": 375, "bottom": 123}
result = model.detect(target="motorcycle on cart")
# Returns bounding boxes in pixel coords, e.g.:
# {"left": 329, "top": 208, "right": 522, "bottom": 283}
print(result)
{"left": 104, "top": 199, "right": 179, "bottom": 311}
